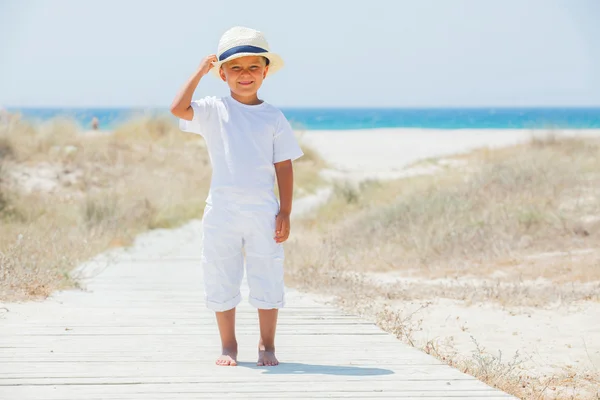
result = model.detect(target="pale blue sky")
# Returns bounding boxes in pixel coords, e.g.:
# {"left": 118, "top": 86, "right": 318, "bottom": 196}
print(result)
{"left": 1, "top": 0, "right": 599, "bottom": 108}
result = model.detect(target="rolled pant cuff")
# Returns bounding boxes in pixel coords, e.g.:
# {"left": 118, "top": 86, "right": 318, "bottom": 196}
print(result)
{"left": 206, "top": 292, "right": 242, "bottom": 312}
{"left": 248, "top": 296, "right": 285, "bottom": 310}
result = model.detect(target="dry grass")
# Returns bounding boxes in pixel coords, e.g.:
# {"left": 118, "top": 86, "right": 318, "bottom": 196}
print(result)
{"left": 0, "top": 116, "right": 211, "bottom": 300}
{"left": 421, "top": 333, "right": 600, "bottom": 399}
{"left": 290, "top": 136, "right": 600, "bottom": 305}
{"left": 284, "top": 135, "right": 600, "bottom": 399}
{"left": 0, "top": 115, "right": 323, "bottom": 301}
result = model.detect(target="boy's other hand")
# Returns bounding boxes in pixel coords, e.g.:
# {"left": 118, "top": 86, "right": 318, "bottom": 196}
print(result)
{"left": 198, "top": 54, "right": 218, "bottom": 76}
{"left": 275, "top": 212, "right": 290, "bottom": 243}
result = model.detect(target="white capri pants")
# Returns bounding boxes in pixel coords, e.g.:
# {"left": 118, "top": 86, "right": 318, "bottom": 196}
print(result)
{"left": 200, "top": 204, "right": 285, "bottom": 311}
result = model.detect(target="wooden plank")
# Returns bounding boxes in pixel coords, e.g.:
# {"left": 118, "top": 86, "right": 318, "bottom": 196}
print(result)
{"left": 0, "top": 382, "right": 512, "bottom": 396}
{"left": 0, "top": 380, "right": 498, "bottom": 390}
{"left": 0, "top": 391, "right": 514, "bottom": 400}
{"left": 0, "top": 364, "right": 460, "bottom": 377}
{"left": 0, "top": 353, "right": 442, "bottom": 362}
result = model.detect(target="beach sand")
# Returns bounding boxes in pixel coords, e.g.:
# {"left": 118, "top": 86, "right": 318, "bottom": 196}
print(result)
{"left": 365, "top": 271, "right": 600, "bottom": 377}
{"left": 300, "top": 128, "right": 600, "bottom": 181}
{"left": 297, "top": 127, "right": 600, "bottom": 395}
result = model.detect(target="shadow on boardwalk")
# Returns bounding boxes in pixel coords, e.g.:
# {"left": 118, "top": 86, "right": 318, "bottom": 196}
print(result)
{"left": 239, "top": 362, "right": 394, "bottom": 376}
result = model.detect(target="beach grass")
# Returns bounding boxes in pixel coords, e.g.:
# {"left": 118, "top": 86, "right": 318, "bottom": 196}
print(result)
{"left": 289, "top": 135, "right": 600, "bottom": 292}
{"left": 0, "top": 116, "right": 323, "bottom": 301}
{"left": 284, "top": 134, "right": 600, "bottom": 399}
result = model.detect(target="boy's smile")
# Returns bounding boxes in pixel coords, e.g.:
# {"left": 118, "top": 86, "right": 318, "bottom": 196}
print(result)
{"left": 219, "top": 55, "right": 269, "bottom": 104}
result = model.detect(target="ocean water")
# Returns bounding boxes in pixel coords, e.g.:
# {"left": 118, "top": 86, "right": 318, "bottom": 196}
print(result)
{"left": 7, "top": 107, "right": 600, "bottom": 131}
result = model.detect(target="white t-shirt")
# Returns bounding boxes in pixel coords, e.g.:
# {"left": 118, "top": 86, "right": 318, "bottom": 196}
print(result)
{"left": 179, "top": 95, "right": 304, "bottom": 211}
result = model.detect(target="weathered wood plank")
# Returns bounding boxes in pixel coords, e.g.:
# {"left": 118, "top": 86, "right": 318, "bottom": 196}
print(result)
{"left": 0, "top": 390, "right": 514, "bottom": 400}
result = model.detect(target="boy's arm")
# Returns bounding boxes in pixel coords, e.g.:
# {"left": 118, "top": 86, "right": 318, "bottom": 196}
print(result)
{"left": 274, "top": 160, "right": 294, "bottom": 243}
{"left": 170, "top": 55, "right": 217, "bottom": 121}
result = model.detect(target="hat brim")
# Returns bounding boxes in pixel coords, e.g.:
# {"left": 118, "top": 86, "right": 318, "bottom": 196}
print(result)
{"left": 211, "top": 52, "right": 284, "bottom": 78}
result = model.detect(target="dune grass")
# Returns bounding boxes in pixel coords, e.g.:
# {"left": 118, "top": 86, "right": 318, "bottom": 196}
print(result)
{"left": 288, "top": 135, "right": 600, "bottom": 292}
{"left": 0, "top": 115, "right": 323, "bottom": 301}
{"left": 287, "top": 135, "right": 600, "bottom": 308}
{"left": 283, "top": 134, "right": 600, "bottom": 399}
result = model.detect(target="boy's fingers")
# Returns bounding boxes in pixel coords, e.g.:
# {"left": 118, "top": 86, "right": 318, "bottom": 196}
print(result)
{"left": 275, "top": 234, "right": 288, "bottom": 243}
{"left": 274, "top": 214, "right": 291, "bottom": 242}
{"left": 278, "top": 226, "right": 290, "bottom": 242}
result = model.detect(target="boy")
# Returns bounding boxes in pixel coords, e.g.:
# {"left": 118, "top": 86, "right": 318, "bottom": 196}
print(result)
{"left": 170, "top": 26, "right": 303, "bottom": 367}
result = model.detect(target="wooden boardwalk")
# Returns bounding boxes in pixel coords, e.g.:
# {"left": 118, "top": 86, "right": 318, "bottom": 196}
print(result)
{"left": 0, "top": 220, "right": 515, "bottom": 399}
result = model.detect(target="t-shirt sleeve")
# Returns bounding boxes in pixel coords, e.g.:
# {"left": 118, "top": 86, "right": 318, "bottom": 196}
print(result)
{"left": 178, "top": 97, "right": 215, "bottom": 137}
{"left": 273, "top": 113, "right": 304, "bottom": 163}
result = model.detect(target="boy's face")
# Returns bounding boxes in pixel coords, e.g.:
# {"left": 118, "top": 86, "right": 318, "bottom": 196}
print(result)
{"left": 219, "top": 56, "right": 269, "bottom": 97}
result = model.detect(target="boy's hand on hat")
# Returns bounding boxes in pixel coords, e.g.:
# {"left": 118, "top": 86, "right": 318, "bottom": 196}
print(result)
{"left": 275, "top": 212, "right": 290, "bottom": 243}
{"left": 198, "top": 54, "right": 218, "bottom": 76}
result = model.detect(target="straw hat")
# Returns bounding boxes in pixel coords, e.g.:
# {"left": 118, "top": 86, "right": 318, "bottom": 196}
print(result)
{"left": 211, "top": 26, "right": 284, "bottom": 77}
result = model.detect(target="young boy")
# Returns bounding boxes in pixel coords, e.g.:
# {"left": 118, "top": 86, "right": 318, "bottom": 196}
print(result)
{"left": 170, "top": 26, "right": 303, "bottom": 367}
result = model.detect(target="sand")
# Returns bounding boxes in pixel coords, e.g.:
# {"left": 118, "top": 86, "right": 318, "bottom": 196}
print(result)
{"left": 300, "top": 128, "right": 600, "bottom": 181}
{"left": 297, "top": 127, "right": 600, "bottom": 395}
{"left": 364, "top": 268, "right": 600, "bottom": 375}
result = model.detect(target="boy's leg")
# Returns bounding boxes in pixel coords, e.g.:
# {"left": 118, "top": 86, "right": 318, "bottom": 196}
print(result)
{"left": 201, "top": 205, "right": 244, "bottom": 366}
{"left": 244, "top": 211, "right": 285, "bottom": 366}
{"left": 257, "top": 308, "right": 279, "bottom": 366}
{"left": 215, "top": 308, "right": 238, "bottom": 366}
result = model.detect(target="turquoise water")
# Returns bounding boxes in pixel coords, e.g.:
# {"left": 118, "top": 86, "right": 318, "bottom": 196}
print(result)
{"left": 7, "top": 107, "right": 600, "bottom": 131}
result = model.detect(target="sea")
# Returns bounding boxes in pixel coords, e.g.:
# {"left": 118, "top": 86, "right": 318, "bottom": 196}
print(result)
{"left": 6, "top": 107, "right": 600, "bottom": 131}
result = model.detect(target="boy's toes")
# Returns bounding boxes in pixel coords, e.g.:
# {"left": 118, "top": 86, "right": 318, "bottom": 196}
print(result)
{"left": 258, "top": 350, "right": 278, "bottom": 366}
{"left": 216, "top": 354, "right": 237, "bottom": 366}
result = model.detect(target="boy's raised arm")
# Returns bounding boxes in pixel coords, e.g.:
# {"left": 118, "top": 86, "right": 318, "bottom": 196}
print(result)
{"left": 170, "top": 55, "right": 217, "bottom": 121}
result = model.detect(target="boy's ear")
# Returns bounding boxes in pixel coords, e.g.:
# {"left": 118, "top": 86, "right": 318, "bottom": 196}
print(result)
{"left": 263, "top": 65, "right": 269, "bottom": 79}
{"left": 219, "top": 67, "right": 226, "bottom": 81}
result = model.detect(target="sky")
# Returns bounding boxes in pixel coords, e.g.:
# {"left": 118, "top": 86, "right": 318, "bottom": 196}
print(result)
{"left": 1, "top": 0, "right": 599, "bottom": 108}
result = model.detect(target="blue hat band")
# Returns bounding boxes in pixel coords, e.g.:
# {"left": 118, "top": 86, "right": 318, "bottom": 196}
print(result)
{"left": 218, "top": 45, "right": 270, "bottom": 65}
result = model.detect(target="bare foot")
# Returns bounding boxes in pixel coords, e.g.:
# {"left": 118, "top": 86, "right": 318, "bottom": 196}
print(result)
{"left": 257, "top": 348, "right": 279, "bottom": 366}
{"left": 216, "top": 348, "right": 238, "bottom": 366}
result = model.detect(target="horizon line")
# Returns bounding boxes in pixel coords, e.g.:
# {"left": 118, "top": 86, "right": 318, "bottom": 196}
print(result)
{"left": 5, "top": 105, "right": 600, "bottom": 110}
